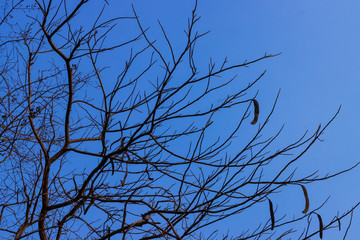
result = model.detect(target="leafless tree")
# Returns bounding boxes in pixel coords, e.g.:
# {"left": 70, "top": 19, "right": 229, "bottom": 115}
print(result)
{"left": 0, "top": 1, "right": 358, "bottom": 239}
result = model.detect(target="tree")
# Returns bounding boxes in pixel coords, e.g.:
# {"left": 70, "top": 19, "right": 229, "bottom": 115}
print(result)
{"left": 0, "top": 0, "right": 358, "bottom": 239}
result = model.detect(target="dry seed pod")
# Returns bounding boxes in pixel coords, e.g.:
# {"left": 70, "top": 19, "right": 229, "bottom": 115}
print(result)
{"left": 84, "top": 198, "right": 94, "bottom": 215}
{"left": 121, "top": 162, "right": 129, "bottom": 186}
{"left": 336, "top": 216, "right": 341, "bottom": 231}
{"left": 301, "top": 184, "right": 309, "bottom": 214}
{"left": 316, "top": 213, "right": 324, "bottom": 239}
{"left": 251, "top": 99, "right": 259, "bottom": 125}
{"left": 121, "top": 137, "right": 125, "bottom": 148}
{"left": 110, "top": 158, "right": 115, "bottom": 175}
{"left": 268, "top": 199, "right": 275, "bottom": 230}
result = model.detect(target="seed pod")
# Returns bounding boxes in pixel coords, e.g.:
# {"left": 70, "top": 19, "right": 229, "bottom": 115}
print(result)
{"left": 268, "top": 199, "right": 275, "bottom": 230}
{"left": 110, "top": 158, "right": 115, "bottom": 175}
{"left": 251, "top": 99, "right": 259, "bottom": 125}
{"left": 84, "top": 198, "right": 94, "bottom": 215}
{"left": 336, "top": 216, "right": 341, "bottom": 231}
{"left": 301, "top": 185, "right": 309, "bottom": 214}
{"left": 121, "top": 137, "right": 125, "bottom": 148}
{"left": 316, "top": 213, "right": 324, "bottom": 239}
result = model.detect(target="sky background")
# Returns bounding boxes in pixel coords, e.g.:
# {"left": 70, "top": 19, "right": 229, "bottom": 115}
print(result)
{"left": 3, "top": 0, "right": 360, "bottom": 239}
{"left": 88, "top": 0, "right": 360, "bottom": 238}
{"left": 10, "top": 0, "right": 357, "bottom": 238}
{"left": 113, "top": 1, "right": 360, "bottom": 238}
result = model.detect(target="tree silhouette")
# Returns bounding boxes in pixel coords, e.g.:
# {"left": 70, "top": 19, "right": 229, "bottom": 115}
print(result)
{"left": 0, "top": 0, "right": 358, "bottom": 239}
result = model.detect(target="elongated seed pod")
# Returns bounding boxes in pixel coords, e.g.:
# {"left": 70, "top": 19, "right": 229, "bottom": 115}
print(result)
{"left": 336, "top": 216, "right": 341, "bottom": 231}
{"left": 316, "top": 213, "right": 324, "bottom": 239}
{"left": 301, "top": 185, "right": 309, "bottom": 214}
{"left": 110, "top": 158, "right": 115, "bottom": 175}
{"left": 84, "top": 198, "right": 94, "bottom": 215}
{"left": 121, "top": 137, "right": 125, "bottom": 148}
{"left": 268, "top": 199, "right": 275, "bottom": 230}
{"left": 251, "top": 99, "right": 259, "bottom": 125}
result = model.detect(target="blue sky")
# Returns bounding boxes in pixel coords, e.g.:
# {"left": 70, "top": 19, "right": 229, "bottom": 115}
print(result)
{"left": 117, "top": 0, "right": 360, "bottom": 238}
{"left": 4, "top": 0, "right": 358, "bottom": 238}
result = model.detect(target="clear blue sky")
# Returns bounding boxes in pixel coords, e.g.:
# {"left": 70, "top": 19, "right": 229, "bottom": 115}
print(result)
{"left": 85, "top": 0, "right": 360, "bottom": 238}
{"left": 113, "top": 1, "right": 360, "bottom": 238}
{"left": 3, "top": 0, "right": 360, "bottom": 238}
{"left": 35, "top": 0, "right": 359, "bottom": 238}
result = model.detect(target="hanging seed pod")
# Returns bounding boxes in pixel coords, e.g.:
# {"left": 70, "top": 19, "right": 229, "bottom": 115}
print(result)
{"left": 84, "top": 198, "right": 94, "bottom": 215}
{"left": 301, "top": 185, "right": 309, "bottom": 214}
{"left": 316, "top": 213, "right": 324, "bottom": 239}
{"left": 121, "top": 137, "right": 126, "bottom": 148}
{"left": 336, "top": 216, "right": 341, "bottom": 231}
{"left": 110, "top": 158, "right": 115, "bottom": 175}
{"left": 121, "top": 162, "right": 129, "bottom": 186}
{"left": 268, "top": 199, "right": 275, "bottom": 230}
{"left": 251, "top": 99, "right": 259, "bottom": 125}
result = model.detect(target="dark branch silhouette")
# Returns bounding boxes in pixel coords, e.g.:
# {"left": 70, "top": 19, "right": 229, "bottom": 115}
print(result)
{"left": 0, "top": 0, "right": 358, "bottom": 239}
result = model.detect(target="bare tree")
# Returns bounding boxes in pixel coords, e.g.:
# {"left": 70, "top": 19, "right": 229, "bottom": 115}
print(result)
{"left": 0, "top": 1, "right": 358, "bottom": 239}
